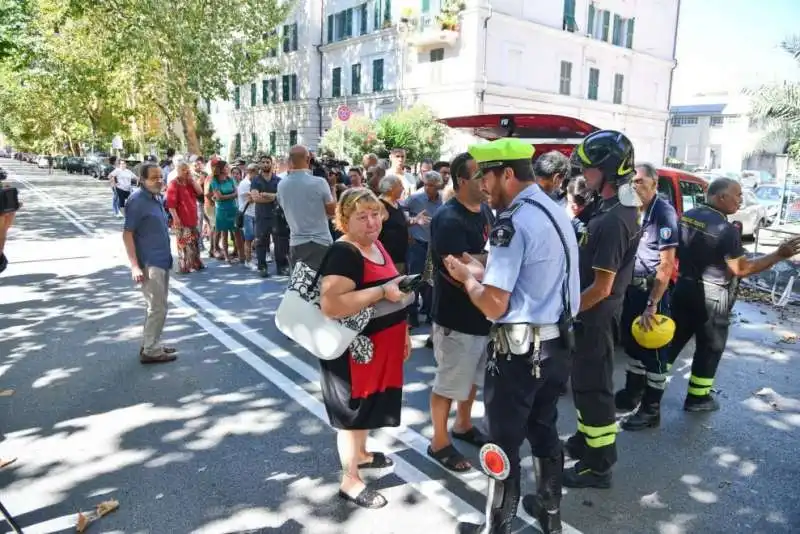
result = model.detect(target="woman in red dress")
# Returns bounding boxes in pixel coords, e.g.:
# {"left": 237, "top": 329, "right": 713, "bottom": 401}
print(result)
{"left": 320, "top": 188, "right": 413, "bottom": 509}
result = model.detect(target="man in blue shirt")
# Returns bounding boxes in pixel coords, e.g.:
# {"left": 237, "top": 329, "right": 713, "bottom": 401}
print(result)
{"left": 615, "top": 163, "right": 679, "bottom": 430}
{"left": 444, "top": 139, "right": 579, "bottom": 534}
{"left": 123, "top": 162, "right": 177, "bottom": 364}
{"left": 403, "top": 171, "right": 443, "bottom": 326}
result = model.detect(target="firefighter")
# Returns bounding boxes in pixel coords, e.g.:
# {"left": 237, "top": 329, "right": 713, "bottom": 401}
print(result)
{"left": 563, "top": 130, "right": 641, "bottom": 489}
{"left": 615, "top": 162, "right": 679, "bottom": 430}
{"left": 668, "top": 178, "right": 800, "bottom": 412}
{"left": 442, "top": 138, "right": 579, "bottom": 534}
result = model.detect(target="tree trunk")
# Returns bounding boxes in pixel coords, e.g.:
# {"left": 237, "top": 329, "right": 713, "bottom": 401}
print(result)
{"left": 181, "top": 104, "right": 200, "bottom": 155}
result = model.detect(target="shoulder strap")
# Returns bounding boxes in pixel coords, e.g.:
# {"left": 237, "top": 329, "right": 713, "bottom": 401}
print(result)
{"left": 311, "top": 241, "right": 362, "bottom": 288}
{"left": 517, "top": 197, "right": 573, "bottom": 318}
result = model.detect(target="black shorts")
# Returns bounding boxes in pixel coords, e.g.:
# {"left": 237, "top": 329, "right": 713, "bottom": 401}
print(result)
{"left": 115, "top": 188, "right": 131, "bottom": 208}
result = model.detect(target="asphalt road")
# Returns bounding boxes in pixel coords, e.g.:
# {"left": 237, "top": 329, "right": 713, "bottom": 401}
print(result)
{"left": 1, "top": 159, "right": 798, "bottom": 534}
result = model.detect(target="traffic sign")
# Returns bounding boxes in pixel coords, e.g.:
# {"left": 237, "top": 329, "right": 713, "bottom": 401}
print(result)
{"left": 337, "top": 105, "right": 352, "bottom": 122}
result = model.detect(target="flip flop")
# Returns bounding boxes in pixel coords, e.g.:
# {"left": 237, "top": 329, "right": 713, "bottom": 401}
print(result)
{"left": 452, "top": 427, "right": 489, "bottom": 448}
{"left": 427, "top": 444, "right": 472, "bottom": 472}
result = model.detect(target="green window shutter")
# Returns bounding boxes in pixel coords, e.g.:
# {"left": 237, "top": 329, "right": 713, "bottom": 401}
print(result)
{"left": 601, "top": 11, "right": 610, "bottom": 41}
{"left": 332, "top": 67, "right": 341, "bottom": 97}
{"left": 234, "top": 87, "right": 240, "bottom": 109}
{"left": 372, "top": 59, "right": 384, "bottom": 91}
{"left": 345, "top": 8, "right": 353, "bottom": 37}
{"left": 563, "top": 0, "right": 576, "bottom": 31}
{"left": 327, "top": 14, "right": 334, "bottom": 42}
{"left": 262, "top": 80, "right": 268, "bottom": 104}
{"left": 360, "top": 4, "right": 368, "bottom": 34}
{"left": 626, "top": 18, "right": 635, "bottom": 48}
{"left": 206, "top": 99, "right": 211, "bottom": 114}
{"left": 269, "top": 132, "right": 276, "bottom": 154}
{"left": 282, "top": 25, "right": 289, "bottom": 52}
{"left": 234, "top": 133, "right": 241, "bottom": 155}
{"left": 374, "top": 1, "right": 381, "bottom": 30}
{"left": 422, "top": 0, "right": 430, "bottom": 13}
{"left": 587, "top": 3, "right": 595, "bottom": 34}
{"left": 384, "top": 0, "right": 391, "bottom": 24}
{"left": 282, "top": 76, "right": 289, "bottom": 101}
{"left": 289, "top": 130, "right": 298, "bottom": 146}
{"left": 588, "top": 68, "right": 599, "bottom": 100}
{"left": 292, "top": 23, "right": 298, "bottom": 50}
{"left": 291, "top": 75, "right": 297, "bottom": 100}
{"left": 250, "top": 83, "right": 256, "bottom": 106}
{"left": 251, "top": 133, "right": 257, "bottom": 153}
{"left": 612, "top": 15, "right": 621, "bottom": 45}
{"left": 352, "top": 63, "right": 361, "bottom": 95}
{"left": 271, "top": 80, "right": 277, "bottom": 103}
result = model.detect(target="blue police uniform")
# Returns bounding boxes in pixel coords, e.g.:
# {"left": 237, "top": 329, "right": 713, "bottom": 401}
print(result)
{"left": 667, "top": 205, "right": 745, "bottom": 412}
{"left": 456, "top": 140, "right": 579, "bottom": 534}
{"left": 617, "top": 195, "right": 679, "bottom": 421}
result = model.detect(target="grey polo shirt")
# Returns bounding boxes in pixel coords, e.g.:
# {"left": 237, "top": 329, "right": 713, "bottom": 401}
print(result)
{"left": 124, "top": 188, "right": 173, "bottom": 271}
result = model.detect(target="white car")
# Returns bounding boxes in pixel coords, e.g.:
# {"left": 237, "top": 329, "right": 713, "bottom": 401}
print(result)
{"left": 36, "top": 156, "right": 49, "bottom": 168}
{"left": 729, "top": 190, "right": 768, "bottom": 237}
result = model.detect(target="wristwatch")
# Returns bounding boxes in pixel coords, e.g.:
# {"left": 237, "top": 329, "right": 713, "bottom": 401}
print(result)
{"left": 646, "top": 298, "right": 656, "bottom": 308}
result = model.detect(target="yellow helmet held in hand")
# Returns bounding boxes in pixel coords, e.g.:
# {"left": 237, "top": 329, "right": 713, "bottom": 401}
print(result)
{"left": 631, "top": 314, "right": 675, "bottom": 349}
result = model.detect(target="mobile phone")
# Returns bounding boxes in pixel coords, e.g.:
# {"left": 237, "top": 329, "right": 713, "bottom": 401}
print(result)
{"left": 398, "top": 274, "right": 423, "bottom": 293}
{"left": 0, "top": 187, "right": 20, "bottom": 214}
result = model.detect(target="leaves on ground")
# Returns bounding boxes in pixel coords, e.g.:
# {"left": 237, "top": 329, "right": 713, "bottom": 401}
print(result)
{"left": 74, "top": 499, "right": 119, "bottom": 532}
{"left": 0, "top": 389, "right": 15, "bottom": 396}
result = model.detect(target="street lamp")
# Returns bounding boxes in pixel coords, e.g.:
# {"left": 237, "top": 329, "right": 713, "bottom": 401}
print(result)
{"left": 775, "top": 153, "right": 789, "bottom": 224}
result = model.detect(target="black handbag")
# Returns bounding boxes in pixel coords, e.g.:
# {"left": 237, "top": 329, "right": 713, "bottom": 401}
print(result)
{"left": 235, "top": 202, "right": 252, "bottom": 229}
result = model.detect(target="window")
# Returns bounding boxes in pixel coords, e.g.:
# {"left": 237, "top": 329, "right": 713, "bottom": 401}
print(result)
{"left": 332, "top": 67, "right": 342, "bottom": 97}
{"left": 671, "top": 116, "right": 699, "bottom": 127}
{"left": 266, "top": 30, "right": 278, "bottom": 57}
{"left": 269, "top": 132, "right": 277, "bottom": 155}
{"left": 710, "top": 116, "right": 725, "bottom": 127}
{"left": 360, "top": 3, "right": 368, "bottom": 34}
{"left": 422, "top": 0, "right": 430, "bottom": 13}
{"left": 283, "top": 23, "right": 298, "bottom": 52}
{"left": 601, "top": 10, "right": 610, "bottom": 41}
{"left": 262, "top": 79, "right": 269, "bottom": 104}
{"left": 375, "top": 0, "right": 391, "bottom": 29}
{"left": 626, "top": 18, "right": 635, "bottom": 48}
{"left": 352, "top": 63, "right": 361, "bottom": 95}
{"left": 251, "top": 133, "right": 258, "bottom": 153}
{"left": 668, "top": 146, "right": 678, "bottom": 158}
{"left": 250, "top": 83, "right": 257, "bottom": 106}
{"left": 281, "top": 74, "right": 298, "bottom": 101}
{"left": 205, "top": 99, "right": 211, "bottom": 114}
{"left": 587, "top": 5, "right": 611, "bottom": 41}
{"left": 291, "top": 74, "right": 297, "bottom": 100}
{"left": 269, "top": 79, "right": 277, "bottom": 103}
{"left": 372, "top": 58, "right": 384, "bottom": 92}
{"left": 335, "top": 11, "right": 346, "bottom": 40}
{"left": 680, "top": 181, "right": 706, "bottom": 211}
{"left": 327, "top": 14, "right": 334, "bottom": 43}
{"left": 612, "top": 15, "right": 622, "bottom": 46}
{"left": 657, "top": 176, "right": 675, "bottom": 206}
{"left": 430, "top": 48, "right": 444, "bottom": 62}
{"left": 234, "top": 86, "right": 240, "bottom": 110}
{"left": 345, "top": 8, "right": 354, "bottom": 38}
{"left": 613, "top": 73, "right": 624, "bottom": 104}
{"left": 234, "top": 133, "right": 242, "bottom": 156}
{"left": 289, "top": 130, "right": 298, "bottom": 146}
{"left": 587, "top": 68, "right": 599, "bottom": 100}
{"left": 563, "top": 0, "right": 576, "bottom": 32}
{"left": 559, "top": 61, "right": 572, "bottom": 95}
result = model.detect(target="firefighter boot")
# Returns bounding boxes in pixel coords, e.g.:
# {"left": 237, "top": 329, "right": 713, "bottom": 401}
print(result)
{"left": 614, "top": 371, "right": 645, "bottom": 412}
{"left": 621, "top": 385, "right": 664, "bottom": 431}
{"left": 562, "top": 462, "right": 612, "bottom": 489}
{"left": 522, "top": 453, "right": 563, "bottom": 534}
{"left": 456, "top": 476, "right": 520, "bottom": 534}
{"left": 684, "top": 394, "right": 720, "bottom": 413}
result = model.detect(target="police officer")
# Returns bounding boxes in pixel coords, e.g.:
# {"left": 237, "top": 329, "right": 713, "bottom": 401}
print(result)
{"left": 614, "top": 163, "right": 679, "bottom": 430}
{"left": 668, "top": 178, "right": 800, "bottom": 412}
{"left": 442, "top": 138, "right": 580, "bottom": 534}
{"left": 563, "top": 130, "right": 641, "bottom": 489}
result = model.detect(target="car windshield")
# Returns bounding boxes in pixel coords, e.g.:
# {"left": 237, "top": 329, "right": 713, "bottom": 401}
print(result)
{"left": 756, "top": 186, "right": 800, "bottom": 201}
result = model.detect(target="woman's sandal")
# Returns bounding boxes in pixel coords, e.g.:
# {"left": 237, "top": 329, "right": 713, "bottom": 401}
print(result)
{"left": 427, "top": 444, "right": 472, "bottom": 472}
{"left": 337, "top": 487, "right": 388, "bottom": 509}
{"left": 358, "top": 451, "right": 394, "bottom": 469}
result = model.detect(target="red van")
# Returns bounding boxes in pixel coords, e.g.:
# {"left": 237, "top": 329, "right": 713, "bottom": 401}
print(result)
{"left": 439, "top": 114, "right": 708, "bottom": 219}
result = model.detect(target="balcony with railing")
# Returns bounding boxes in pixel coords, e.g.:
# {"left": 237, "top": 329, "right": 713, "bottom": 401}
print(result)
{"left": 402, "top": 2, "right": 462, "bottom": 49}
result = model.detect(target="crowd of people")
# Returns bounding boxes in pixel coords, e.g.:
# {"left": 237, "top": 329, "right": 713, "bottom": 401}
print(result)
{"left": 118, "top": 134, "right": 800, "bottom": 534}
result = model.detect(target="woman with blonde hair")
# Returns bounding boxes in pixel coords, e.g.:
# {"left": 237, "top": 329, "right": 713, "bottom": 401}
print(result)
{"left": 319, "top": 187, "right": 413, "bottom": 509}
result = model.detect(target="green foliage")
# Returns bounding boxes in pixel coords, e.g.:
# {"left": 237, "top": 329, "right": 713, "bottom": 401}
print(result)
{"left": 195, "top": 109, "right": 222, "bottom": 156}
{"left": 376, "top": 105, "right": 446, "bottom": 164}
{"left": 746, "top": 36, "right": 800, "bottom": 162}
{"left": 320, "top": 115, "right": 385, "bottom": 161}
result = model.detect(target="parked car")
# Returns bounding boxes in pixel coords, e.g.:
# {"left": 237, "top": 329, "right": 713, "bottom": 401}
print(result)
{"left": 83, "top": 156, "right": 114, "bottom": 179}
{"left": 728, "top": 190, "right": 767, "bottom": 237}
{"left": 64, "top": 156, "right": 85, "bottom": 174}
{"left": 753, "top": 184, "right": 800, "bottom": 224}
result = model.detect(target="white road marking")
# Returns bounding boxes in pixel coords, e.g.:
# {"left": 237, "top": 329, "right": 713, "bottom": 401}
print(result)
{"left": 11, "top": 171, "right": 586, "bottom": 534}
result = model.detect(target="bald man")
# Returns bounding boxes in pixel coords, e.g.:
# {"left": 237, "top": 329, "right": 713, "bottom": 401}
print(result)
{"left": 276, "top": 145, "right": 337, "bottom": 270}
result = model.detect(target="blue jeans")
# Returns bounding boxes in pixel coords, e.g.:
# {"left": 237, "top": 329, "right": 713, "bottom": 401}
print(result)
{"left": 243, "top": 214, "right": 255, "bottom": 242}
{"left": 407, "top": 239, "right": 431, "bottom": 318}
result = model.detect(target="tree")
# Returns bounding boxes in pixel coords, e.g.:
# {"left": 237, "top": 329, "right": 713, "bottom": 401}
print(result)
{"left": 319, "top": 115, "right": 385, "bottom": 161}
{"left": 67, "top": 0, "right": 291, "bottom": 154}
{"left": 376, "top": 105, "right": 446, "bottom": 164}
{"left": 746, "top": 36, "right": 800, "bottom": 162}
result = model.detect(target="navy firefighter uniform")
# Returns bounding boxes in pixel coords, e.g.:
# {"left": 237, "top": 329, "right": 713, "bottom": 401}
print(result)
{"left": 454, "top": 139, "right": 580, "bottom": 534}
{"left": 666, "top": 204, "right": 744, "bottom": 412}
{"left": 563, "top": 130, "right": 641, "bottom": 489}
{"left": 616, "top": 193, "right": 679, "bottom": 426}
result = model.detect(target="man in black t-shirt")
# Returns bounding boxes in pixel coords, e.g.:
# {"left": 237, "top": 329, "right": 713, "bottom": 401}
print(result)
{"left": 426, "top": 153, "right": 494, "bottom": 472}
{"left": 250, "top": 158, "right": 285, "bottom": 277}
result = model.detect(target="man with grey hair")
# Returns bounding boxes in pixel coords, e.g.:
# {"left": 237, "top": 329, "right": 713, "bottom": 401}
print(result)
{"left": 377, "top": 174, "right": 403, "bottom": 195}
{"left": 534, "top": 150, "right": 571, "bottom": 201}
{"left": 665, "top": 177, "right": 800, "bottom": 414}
{"left": 403, "top": 170, "right": 443, "bottom": 326}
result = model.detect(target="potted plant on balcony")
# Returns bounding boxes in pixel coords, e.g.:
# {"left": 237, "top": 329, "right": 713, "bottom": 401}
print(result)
{"left": 436, "top": 0, "right": 465, "bottom": 31}
{"left": 400, "top": 6, "right": 415, "bottom": 24}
